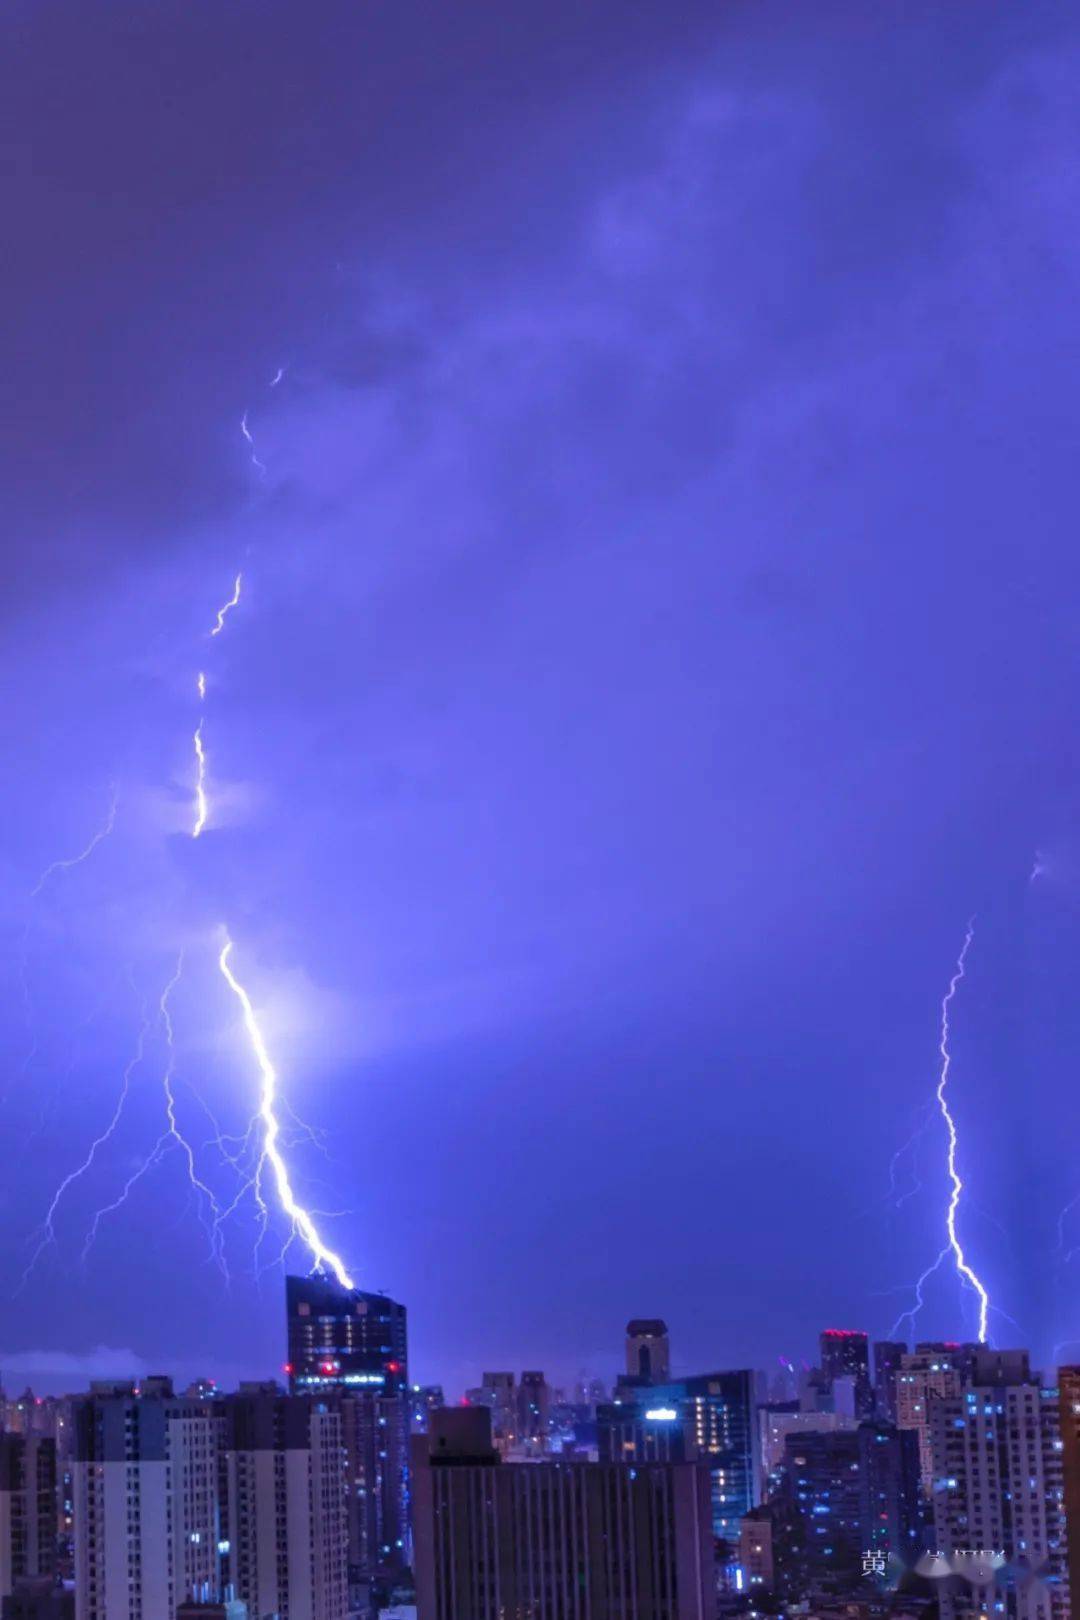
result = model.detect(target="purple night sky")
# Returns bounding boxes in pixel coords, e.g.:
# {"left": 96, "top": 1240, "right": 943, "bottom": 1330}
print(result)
{"left": 3, "top": 0, "right": 1080, "bottom": 1396}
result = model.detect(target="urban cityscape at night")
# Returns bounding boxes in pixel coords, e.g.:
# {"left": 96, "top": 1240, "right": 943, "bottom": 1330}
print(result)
{"left": 5, "top": 0, "right": 1080, "bottom": 1614}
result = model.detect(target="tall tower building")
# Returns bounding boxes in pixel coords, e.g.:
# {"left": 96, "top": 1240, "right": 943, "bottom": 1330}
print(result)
{"left": 285, "top": 1275, "right": 407, "bottom": 1394}
{"left": 929, "top": 1376, "right": 1068, "bottom": 1620}
{"left": 222, "top": 1385, "right": 348, "bottom": 1620}
{"left": 284, "top": 1275, "right": 409, "bottom": 1611}
{"left": 0, "top": 1435, "right": 58, "bottom": 1600}
{"left": 71, "top": 1378, "right": 219, "bottom": 1620}
{"left": 819, "top": 1330, "right": 873, "bottom": 1418}
{"left": 413, "top": 1407, "right": 715, "bottom": 1620}
{"left": 626, "top": 1320, "right": 671, "bottom": 1384}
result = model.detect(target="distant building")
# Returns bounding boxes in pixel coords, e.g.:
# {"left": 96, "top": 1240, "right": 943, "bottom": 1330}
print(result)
{"left": 413, "top": 1407, "right": 715, "bottom": 1620}
{"left": 221, "top": 1385, "right": 348, "bottom": 1620}
{"left": 758, "top": 1405, "right": 857, "bottom": 1496}
{"left": 929, "top": 1374, "right": 1068, "bottom": 1620}
{"left": 515, "top": 1372, "right": 549, "bottom": 1455}
{"left": 71, "top": 1377, "right": 220, "bottom": 1620}
{"left": 872, "top": 1341, "right": 907, "bottom": 1424}
{"left": 820, "top": 1331, "right": 873, "bottom": 1419}
{"left": 598, "top": 1369, "right": 758, "bottom": 1548}
{"left": 408, "top": 1386, "right": 444, "bottom": 1435}
{"left": 626, "top": 1320, "right": 671, "bottom": 1384}
{"left": 0, "top": 1436, "right": 57, "bottom": 1601}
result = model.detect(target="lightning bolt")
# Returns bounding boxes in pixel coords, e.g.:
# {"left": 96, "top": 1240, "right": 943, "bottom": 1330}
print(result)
{"left": 192, "top": 720, "right": 208, "bottom": 837}
{"left": 891, "top": 922, "right": 991, "bottom": 1342}
{"left": 935, "top": 921, "right": 990, "bottom": 1341}
{"left": 239, "top": 413, "right": 267, "bottom": 477}
{"left": 217, "top": 935, "right": 354, "bottom": 1288}
{"left": 210, "top": 574, "right": 242, "bottom": 637}
{"left": 269, "top": 365, "right": 286, "bottom": 388}
{"left": 28, "top": 785, "right": 119, "bottom": 899}
{"left": 20, "top": 988, "right": 154, "bottom": 1285}
{"left": 78, "top": 954, "right": 228, "bottom": 1277}
{"left": 17, "top": 786, "right": 122, "bottom": 1093}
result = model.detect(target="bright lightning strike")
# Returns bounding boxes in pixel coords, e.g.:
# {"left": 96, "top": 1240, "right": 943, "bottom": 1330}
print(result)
{"left": 192, "top": 721, "right": 208, "bottom": 838}
{"left": 887, "top": 922, "right": 992, "bottom": 1343}
{"left": 197, "top": 671, "right": 207, "bottom": 700}
{"left": 29, "top": 785, "right": 119, "bottom": 898}
{"left": 217, "top": 935, "right": 354, "bottom": 1289}
{"left": 934, "top": 920, "right": 991, "bottom": 1342}
{"left": 210, "top": 574, "right": 242, "bottom": 637}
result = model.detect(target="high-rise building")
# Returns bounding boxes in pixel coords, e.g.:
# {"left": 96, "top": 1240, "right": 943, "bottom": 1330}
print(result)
{"left": 928, "top": 1375, "right": 1068, "bottom": 1620}
{"left": 285, "top": 1275, "right": 407, "bottom": 1395}
{"left": 71, "top": 1377, "right": 220, "bottom": 1620}
{"left": 598, "top": 1369, "right": 758, "bottom": 1547}
{"left": 222, "top": 1384, "right": 348, "bottom": 1620}
{"left": 820, "top": 1331, "right": 873, "bottom": 1419}
{"left": 856, "top": 1421, "right": 925, "bottom": 1570}
{"left": 780, "top": 1420, "right": 925, "bottom": 1590}
{"left": 284, "top": 1276, "right": 410, "bottom": 1611}
{"left": 413, "top": 1407, "right": 715, "bottom": 1620}
{"left": 896, "top": 1342, "right": 976, "bottom": 1495}
{"left": 783, "top": 1428, "right": 862, "bottom": 1585}
{"left": 0, "top": 1437, "right": 57, "bottom": 1602}
{"left": 626, "top": 1320, "right": 671, "bottom": 1384}
{"left": 1058, "top": 1367, "right": 1080, "bottom": 1620}
{"left": 872, "top": 1341, "right": 907, "bottom": 1424}
{"left": 515, "top": 1372, "right": 549, "bottom": 1455}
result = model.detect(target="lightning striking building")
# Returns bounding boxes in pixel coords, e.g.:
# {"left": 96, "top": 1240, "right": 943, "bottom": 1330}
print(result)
{"left": 284, "top": 1275, "right": 410, "bottom": 1611}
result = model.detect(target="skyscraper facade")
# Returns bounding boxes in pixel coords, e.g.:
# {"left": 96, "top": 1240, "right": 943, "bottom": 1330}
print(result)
{"left": 929, "top": 1377, "right": 1068, "bottom": 1620}
{"left": 222, "top": 1385, "right": 348, "bottom": 1620}
{"left": 413, "top": 1408, "right": 715, "bottom": 1620}
{"left": 0, "top": 1437, "right": 57, "bottom": 1601}
{"left": 71, "top": 1378, "right": 219, "bottom": 1620}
